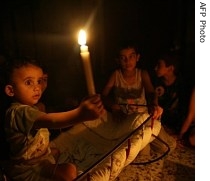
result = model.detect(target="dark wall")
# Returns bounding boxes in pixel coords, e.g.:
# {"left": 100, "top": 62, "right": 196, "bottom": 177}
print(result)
{"left": 0, "top": 0, "right": 195, "bottom": 109}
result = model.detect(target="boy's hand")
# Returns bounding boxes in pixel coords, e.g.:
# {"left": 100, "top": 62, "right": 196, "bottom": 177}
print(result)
{"left": 148, "top": 105, "right": 163, "bottom": 120}
{"left": 78, "top": 94, "right": 105, "bottom": 121}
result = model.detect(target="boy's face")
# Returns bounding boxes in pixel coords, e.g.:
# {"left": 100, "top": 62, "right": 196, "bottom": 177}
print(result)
{"left": 5, "top": 64, "right": 44, "bottom": 106}
{"left": 155, "top": 59, "right": 173, "bottom": 77}
{"left": 119, "top": 48, "right": 140, "bottom": 71}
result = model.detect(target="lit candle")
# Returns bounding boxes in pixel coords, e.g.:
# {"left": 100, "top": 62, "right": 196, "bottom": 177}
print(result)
{"left": 78, "top": 29, "right": 96, "bottom": 95}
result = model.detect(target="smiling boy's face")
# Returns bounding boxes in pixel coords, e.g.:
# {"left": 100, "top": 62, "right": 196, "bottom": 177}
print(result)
{"left": 5, "top": 64, "right": 44, "bottom": 106}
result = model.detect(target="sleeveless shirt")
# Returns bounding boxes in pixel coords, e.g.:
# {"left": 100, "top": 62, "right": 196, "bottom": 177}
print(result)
{"left": 113, "top": 68, "right": 147, "bottom": 114}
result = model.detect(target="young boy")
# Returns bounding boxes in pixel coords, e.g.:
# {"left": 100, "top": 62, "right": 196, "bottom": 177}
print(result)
{"left": 154, "top": 51, "right": 188, "bottom": 133}
{"left": 102, "top": 40, "right": 176, "bottom": 154}
{"left": 2, "top": 57, "right": 104, "bottom": 181}
{"left": 102, "top": 40, "right": 162, "bottom": 119}
{"left": 154, "top": 50, "right": 194, "bottom": 147}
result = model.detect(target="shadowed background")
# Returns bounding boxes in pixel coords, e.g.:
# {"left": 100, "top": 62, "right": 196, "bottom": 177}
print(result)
{"left": 0, "top": 0, "right": 194, "bottom": 109}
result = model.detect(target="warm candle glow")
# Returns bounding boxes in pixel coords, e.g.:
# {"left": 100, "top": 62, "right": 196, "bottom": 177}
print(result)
{"left": 78, "top": 29, "right": 96, "bottom": 95}
{"left": 78, "top": 29, "right": 87, "bottom": 45}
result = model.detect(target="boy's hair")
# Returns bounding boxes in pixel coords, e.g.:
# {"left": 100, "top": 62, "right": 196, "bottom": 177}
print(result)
{"left": 117, "top": 39, "right": 140, "bottom": 55}
{"left": 159, "top": 51, "right": 181, "bottom": 75}
{"left": 4, "top": 56, "right": 43, "bottom": 84}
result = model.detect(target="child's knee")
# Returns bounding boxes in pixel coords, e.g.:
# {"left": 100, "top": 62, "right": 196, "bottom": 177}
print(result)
{"left": 54, "top": 163, "right": 77, "bottom": 181}
{"left": 65, "top": 163, "right": 77, "bottom": 180}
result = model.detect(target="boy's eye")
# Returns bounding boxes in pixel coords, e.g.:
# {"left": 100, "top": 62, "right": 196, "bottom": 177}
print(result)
{"left": 119, "top": 56, "right": 126, "bottom": 61}
{"left": 119, "top": 53, "right": 136, "bottom": 61}
{"left": 38, "top": 79, "right": 43, "bottom": 84}
{"left": 25, "top": 80, "right": 34, "bottom": 86}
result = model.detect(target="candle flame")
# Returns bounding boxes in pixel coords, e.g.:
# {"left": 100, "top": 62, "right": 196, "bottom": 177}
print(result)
{"left": 78, "top": 29, "right": 87, "bottom": 45}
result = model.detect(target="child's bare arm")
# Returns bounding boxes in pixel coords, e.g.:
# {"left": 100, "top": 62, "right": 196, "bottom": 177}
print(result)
{"left": 33, "top": 94, "right": 105, "bottom": 129}
{"left": 102, "top": 72, "right": 115, "bottom": 96}
{"left": 101, "top": 72, "right": 120, "bottom": 112}
{"left": 179, "top": 88, "right": 195, "bottom": 138}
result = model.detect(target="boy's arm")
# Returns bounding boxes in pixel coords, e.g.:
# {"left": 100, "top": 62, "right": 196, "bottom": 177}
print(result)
{"left": 101, "top": 72, "right": 121, "bottom": 112}
{"left": 179, "top": 88, "right": 195, "bottom": 138}
{"left": 101, "top": 72, "right": 115, "bottom": 96}
{"left": 33, "top": 94, "right": 104, "bottom": 129}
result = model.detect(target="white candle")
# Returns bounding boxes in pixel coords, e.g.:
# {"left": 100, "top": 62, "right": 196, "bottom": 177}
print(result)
{"left": 78, "top": 29, "right": 96, "bottom": 95}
